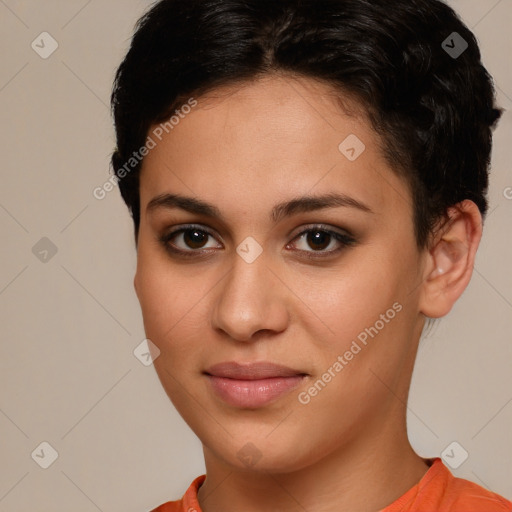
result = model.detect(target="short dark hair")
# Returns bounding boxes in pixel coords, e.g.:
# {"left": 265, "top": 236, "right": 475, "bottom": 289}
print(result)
{"left": 110, "top": 0, "right": 502, "bottom": 248}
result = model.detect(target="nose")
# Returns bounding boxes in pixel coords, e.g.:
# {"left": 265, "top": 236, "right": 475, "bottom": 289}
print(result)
{"left": 211, "top": 252, "right": 290, "bottom": 343}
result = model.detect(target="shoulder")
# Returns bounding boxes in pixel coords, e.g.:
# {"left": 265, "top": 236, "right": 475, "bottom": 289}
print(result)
{"left": 387, "top": 458, "right": 512, "bottom": 512}
{"left": 439, "top": 466, "right": 512, "bottom": 512}
{"left": 149, "top": 475, "right": 206, "bottom": 512}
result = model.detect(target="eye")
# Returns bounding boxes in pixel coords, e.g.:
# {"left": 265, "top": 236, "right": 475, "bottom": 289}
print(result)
{"left": 159, "top": 223, "right": 356, "bottom": 259}
{"left": 287, "top": 225, "right": 356, "bottom": 258}
{"left": 159, "top": 225, "right": 221, "bottom": 256}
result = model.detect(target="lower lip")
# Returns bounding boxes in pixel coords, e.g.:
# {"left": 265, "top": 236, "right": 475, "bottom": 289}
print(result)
{"left": 206, "top": 375, "right": 305, "bottom": 408}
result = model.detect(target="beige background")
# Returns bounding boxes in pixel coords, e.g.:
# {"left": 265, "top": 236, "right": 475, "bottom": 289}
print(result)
{"left": 0, "top": 0, "right": 511, "bottom": 510}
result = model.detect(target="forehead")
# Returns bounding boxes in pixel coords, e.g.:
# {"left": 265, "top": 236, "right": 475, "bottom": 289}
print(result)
{"left": 139, "top": 74, "right": 411, "bottom": 221}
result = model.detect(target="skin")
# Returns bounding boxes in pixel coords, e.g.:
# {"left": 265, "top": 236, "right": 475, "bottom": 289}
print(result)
{"left": 134, "top": 73, "right": 482, "bottom": 512}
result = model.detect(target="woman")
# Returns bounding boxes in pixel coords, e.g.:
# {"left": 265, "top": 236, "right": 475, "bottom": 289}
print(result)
{"left": 110, "top": 0, "right": 511, "bottom": 510}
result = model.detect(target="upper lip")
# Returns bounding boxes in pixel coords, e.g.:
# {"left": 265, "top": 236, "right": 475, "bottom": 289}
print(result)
{"left": 204, "top": 361, "right": 307, "bottom": 380}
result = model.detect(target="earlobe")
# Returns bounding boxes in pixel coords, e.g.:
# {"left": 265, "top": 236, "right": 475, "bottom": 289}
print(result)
{"left": 419, "top": 200, "right": 482, "bottom": 318}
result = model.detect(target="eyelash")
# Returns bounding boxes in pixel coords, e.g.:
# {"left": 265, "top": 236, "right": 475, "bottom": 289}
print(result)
{"left": 158, "top": 224, "right": 356, "bottom": 260}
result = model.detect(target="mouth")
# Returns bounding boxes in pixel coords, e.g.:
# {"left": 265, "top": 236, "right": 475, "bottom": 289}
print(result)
{"left": 204, "top": 361, "right": 308, "bottom": 408}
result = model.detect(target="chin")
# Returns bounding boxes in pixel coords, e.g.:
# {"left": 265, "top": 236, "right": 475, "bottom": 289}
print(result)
{"left": 201, "top": 429, "right": 326, "bottom": 474}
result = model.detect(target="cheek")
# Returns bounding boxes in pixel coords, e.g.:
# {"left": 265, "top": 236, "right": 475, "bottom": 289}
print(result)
{"left": 290, "top": 253, "right": 419, "bottom": 391}
{"left": 135, "top": 245, "right": 216, "bottom": 360}
{"left": 135, "top": 247, "right": 187, "bottom": 341}
{"left": 136, "top": 271, "right": 178, "bottom": 336}
{"left": 292, "top": 255, "right": 404, "bottom": 340}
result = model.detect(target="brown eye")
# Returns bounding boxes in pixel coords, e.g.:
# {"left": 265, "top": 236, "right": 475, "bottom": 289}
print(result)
{"left": 305, "top": 230, "right": 332, "bottom": 251}
{"left": 182, "top": 229, "right": 209, "bottom": 249}
{"left": 160, "top": 225, "right": 222, "bottom": 256}
{"left": 288, "top": 225, "right": 356, "bottom": 258}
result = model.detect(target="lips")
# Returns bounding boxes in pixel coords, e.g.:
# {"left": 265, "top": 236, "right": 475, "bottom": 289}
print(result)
{"left": 205, "top": 361, "right": 307, "bottom": 379}
{"left": 204, "top": 361, "right": 307, "bottom": 408}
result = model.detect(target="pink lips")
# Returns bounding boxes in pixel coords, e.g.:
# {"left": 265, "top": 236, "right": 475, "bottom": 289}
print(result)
{"left": 205, "top": 361, "right": 307, "bottom": 408}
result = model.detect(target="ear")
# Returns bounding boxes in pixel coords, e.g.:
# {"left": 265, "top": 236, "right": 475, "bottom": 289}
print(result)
{"left": 418, "top": 200, "right": 483, "bottom": 318}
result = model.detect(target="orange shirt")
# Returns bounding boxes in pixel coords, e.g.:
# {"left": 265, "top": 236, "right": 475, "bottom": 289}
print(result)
{"left": 150, "top": 458, "right": 512, "bottom": 512}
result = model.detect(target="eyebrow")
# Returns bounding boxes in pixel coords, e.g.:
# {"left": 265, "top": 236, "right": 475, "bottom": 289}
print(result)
{"left": 146, "top": 192, "right": 373, "bottom": 223}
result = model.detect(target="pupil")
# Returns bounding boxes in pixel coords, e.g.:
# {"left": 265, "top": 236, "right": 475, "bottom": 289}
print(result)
{"left": 307, "top": 231, "right": 330, "bottom": 250}
{"left": 184, "top": 229, "right": 207, "bottom": 249}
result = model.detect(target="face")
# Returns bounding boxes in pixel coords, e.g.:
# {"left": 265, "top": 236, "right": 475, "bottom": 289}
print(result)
{"left": 135, "top": 74, "right": 428, "bottom": 473}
